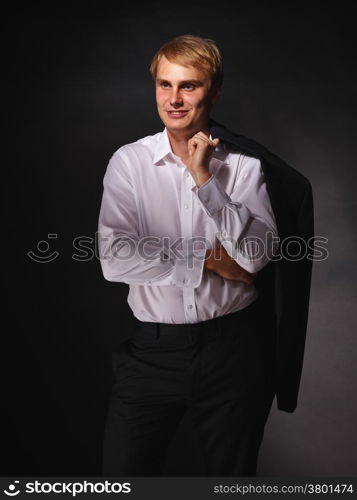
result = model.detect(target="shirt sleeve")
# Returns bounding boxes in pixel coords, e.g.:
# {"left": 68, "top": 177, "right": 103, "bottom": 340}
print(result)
{"left": 98, "top": 151, "right": 206, "bottom": 287}
{"left": 191, "top": 156, "right": 278, "bottom": 274}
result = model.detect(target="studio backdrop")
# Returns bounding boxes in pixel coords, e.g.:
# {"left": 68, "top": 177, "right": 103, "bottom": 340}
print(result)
{"left": 4, "top": 1, "right": 357, "bottom": 476}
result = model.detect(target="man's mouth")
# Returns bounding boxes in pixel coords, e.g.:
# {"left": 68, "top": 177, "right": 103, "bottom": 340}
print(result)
{"left": 167, "top": 110, "right": 189, "bottom": 118}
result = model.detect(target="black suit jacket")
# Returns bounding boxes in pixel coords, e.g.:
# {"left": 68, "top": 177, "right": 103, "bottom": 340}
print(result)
{"left": 210, "top": 118, "right": 314, "bottom": 413}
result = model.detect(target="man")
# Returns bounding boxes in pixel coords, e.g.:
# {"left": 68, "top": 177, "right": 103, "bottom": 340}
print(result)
{"left": 98, "top": 34, "right": 313, "bottom": 476}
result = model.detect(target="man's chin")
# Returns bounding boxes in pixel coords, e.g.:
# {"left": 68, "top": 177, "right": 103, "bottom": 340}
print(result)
{"left": 162, "top": 119, "right": 197, "bottom": 134}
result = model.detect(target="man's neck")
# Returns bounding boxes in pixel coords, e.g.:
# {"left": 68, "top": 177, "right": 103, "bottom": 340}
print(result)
{"left": 166, "top": 124, "right": 211, "bottom": 164}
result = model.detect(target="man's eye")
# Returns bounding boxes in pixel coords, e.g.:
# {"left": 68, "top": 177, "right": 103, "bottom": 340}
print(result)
{"left": 160, "top": 82, "right": 170, "bottom": 88}
{"left": 183, "top": 84, "right": 194, "bottom": 90}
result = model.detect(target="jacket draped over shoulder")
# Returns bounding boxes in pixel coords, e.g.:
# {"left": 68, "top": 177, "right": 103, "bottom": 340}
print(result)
{"left": 210, "top": 118, "right": 314, "bottom": 413}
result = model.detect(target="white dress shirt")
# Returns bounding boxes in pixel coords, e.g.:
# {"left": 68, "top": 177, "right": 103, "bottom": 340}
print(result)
{"left": 98, "top": 127, "right": 278, "bottom": 324}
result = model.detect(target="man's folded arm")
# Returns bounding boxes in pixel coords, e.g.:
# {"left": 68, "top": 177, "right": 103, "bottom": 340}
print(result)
{"left": 98, "top": 154, "right": 206, "bottom": 287}
{"left": 192, "top": 156, "right": 279, "bottom": 274}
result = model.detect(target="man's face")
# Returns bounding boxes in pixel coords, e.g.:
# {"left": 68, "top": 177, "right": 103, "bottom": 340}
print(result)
{"left": 155, "top": 55, "right": 219, "bottom": 136}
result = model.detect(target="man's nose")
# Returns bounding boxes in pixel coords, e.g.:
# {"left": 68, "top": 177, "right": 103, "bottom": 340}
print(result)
{"left": 170, "top": 88, "right": 183, "bottom": 106}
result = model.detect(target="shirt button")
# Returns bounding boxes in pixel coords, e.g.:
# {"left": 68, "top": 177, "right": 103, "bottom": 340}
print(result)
{"left": 221, "top": 230, "right": 227, "bottom": 237}
{"left": 183, "top": 278, "right": 189, "bottom": 284}
{"left": 187, "top": 304, "right": 193, "bottom": 309}
{"left": 186, "top": 172, "right": 190, "bottom": 178}
{"left": 184, "top": 204, "right": 189, "bottom": 209}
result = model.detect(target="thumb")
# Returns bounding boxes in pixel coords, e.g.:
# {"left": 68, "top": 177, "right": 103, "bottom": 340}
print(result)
{"left": 212, "top": 138, "right": 220, "bottom": 147}
{"left": 188, "top": 143, "right": 195, "bottom": 157}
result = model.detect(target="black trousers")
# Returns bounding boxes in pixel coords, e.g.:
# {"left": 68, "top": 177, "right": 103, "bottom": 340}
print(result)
{"left": 102, "top": 298, "right": 277, "bottom": 477}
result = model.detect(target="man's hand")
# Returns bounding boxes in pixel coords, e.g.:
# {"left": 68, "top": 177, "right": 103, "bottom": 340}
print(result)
{"left": 186, "top": 131, "right": 220, "bottom": 187}
{"left": 204, "top": 244, "right": 257, "bottom": 285}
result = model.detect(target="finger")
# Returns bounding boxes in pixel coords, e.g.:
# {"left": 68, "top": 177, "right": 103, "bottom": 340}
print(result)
{"left": 194, "top": 131, "right": 210, "bottom": 140}
{"left": 188, "top": 138, "right": 199, "bottom": 155}
{"left": 193, "top": 134, "right": 211, "bottom": 145}
{"left": 193, "top": 134, "right": 218, "bottom": 148}
{"left": 188, "top": 140, "right": 197, "bottom": 156}
{"left": 194, "top": 133, "right": 220, "bottom": 148}
{"left": 238, "top": 270, "right": 255, "bottom": 284}
{"left": 231, "top": 274, "right": 252, "bottom": 284}
{"left": 243, "top": 275, "right": 254, "bottom": 285}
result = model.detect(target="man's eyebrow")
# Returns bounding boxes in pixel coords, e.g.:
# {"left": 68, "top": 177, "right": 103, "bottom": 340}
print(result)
{"left": 156, "top": 78, "right": 204, "bottom": 86}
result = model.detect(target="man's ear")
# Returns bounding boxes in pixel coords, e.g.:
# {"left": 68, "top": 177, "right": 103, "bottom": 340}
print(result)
{"left": 211, "top": 86, "right": 221, "bottom": 105}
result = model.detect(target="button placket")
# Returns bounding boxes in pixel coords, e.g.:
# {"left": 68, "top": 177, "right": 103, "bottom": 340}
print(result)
{"left": 181, "top": 169, "right": 198, "bottom": 322}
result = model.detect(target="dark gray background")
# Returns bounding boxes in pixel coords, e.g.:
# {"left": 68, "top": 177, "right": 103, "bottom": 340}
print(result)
{"left": 5, "top": 1, "right": 357, "bottom": 476}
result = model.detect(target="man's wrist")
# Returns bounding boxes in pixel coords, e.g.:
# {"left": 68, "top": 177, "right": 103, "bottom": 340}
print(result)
{"left": 191, "top": 170, "right": 212, "bottom": 187}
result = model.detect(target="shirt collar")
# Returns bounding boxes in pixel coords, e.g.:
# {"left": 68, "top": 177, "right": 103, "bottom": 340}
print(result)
{"left": 153, "top": 127, "right": 173, "bottom": 165}
{"left": 153, "top": 127, "right": 228, "bottom": 166}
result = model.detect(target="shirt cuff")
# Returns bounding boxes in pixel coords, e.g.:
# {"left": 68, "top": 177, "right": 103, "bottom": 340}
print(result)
{"left": 171, "top": 246, "right": 206, "bottom": 288}
{"left": 192, "top": 175, "right": 233, "bottom": 217}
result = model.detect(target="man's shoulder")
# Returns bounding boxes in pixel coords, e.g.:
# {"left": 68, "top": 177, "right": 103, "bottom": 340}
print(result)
{"left": 111, "top": 130, "right": 163, "bottom": 161}
{"left": 211, "top": 119, "right": 311, "bottom": 191}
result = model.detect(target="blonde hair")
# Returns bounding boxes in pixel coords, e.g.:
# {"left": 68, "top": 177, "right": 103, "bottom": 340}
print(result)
{"left": 149, "top": 34, "right": 223, "bottom": 90}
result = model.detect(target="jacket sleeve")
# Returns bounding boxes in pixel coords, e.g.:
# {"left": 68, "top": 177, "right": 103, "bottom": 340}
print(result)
{"left": 192, "top": 156, "right": 279, "bottom": 273}
{"left": 98, "top": 152, "right": 206, "bottom": 287}
{"left": 276, "top": 179, "right": 315, "bottom": 413}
